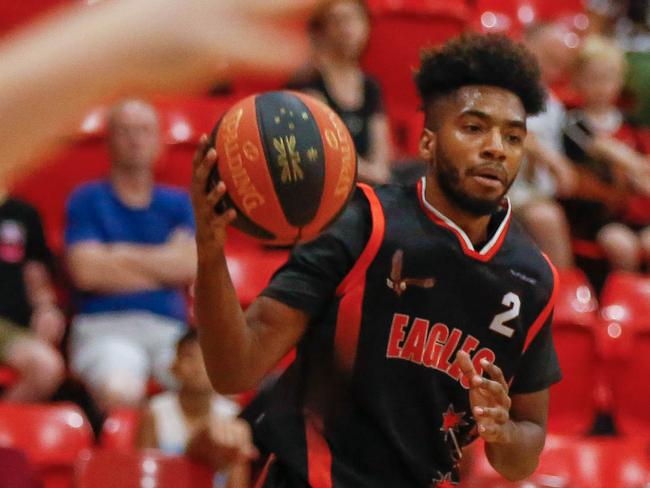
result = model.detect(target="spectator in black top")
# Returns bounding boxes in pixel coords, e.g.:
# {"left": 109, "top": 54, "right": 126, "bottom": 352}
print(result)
{"left": 0, "top": 194, "right": 65, "bottom": 402}
{"left": 287, "top": 0, "right": 392, "bottom": 184}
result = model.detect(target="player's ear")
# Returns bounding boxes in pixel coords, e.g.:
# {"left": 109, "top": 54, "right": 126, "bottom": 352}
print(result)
{"left": 419, "top": 128, "right": 436, "bottom": 161}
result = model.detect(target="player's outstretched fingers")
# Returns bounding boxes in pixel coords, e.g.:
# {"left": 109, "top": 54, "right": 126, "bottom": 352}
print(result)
{"left": 192, "top": 133, "right": 211, "bottom": 172}
{"left": 478, "top": 377, "right": 511, "bottom": 409}
{"left": 455, "top": 350, "right": 483, "bottom": 389}
{"left": 191, "top": 136, "right": 216, "bottom": 202}
{"left": 473, "top": 406, "right": 509, "bottom": 425}
{"left": 480, "top": 359, "right": 508, "bottom": 392}
{"left": 477, "top": 422, "right": 504, "bottom": 442}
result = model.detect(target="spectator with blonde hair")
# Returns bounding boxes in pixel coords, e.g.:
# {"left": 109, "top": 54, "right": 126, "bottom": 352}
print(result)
{"left": 562, "top": 34, "right": 650, "bottom": 272}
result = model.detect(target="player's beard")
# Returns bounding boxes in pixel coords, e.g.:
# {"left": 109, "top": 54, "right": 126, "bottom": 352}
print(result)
{"left": 434, "top": 143, "right": 514, "bottom": 217}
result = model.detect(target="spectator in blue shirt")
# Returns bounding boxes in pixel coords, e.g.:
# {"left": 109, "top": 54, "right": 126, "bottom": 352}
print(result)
{"left": 65, "top": 99, "right": 196, "bottom": 410}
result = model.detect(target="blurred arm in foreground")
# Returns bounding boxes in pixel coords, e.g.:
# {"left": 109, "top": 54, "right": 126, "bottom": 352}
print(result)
{"left": 0, "top": 0, "right": 314, "bottom": 183}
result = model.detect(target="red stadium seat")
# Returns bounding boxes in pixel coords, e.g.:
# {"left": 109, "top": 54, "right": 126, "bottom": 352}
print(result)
{"left": 0, "top": 447, "right": 41, "bottom": 488}
{"left": 0, "top": 0, "right": 71, "bottom": 36}
{"left": 100, "top": 409, "right": 141, "bottom": 452}
{"left": 0, "top": 402, "right": 94, "bottom": 488}
{"left": 548, "top": 268, "right": 602, "bottom": 435}
{"left": 599, "top": 272, "right": 650, "bottom": 435}
{"left": 224, "top": 234, "right": 289, "bottom": 308}
{"left": 0, "top": 365, "right": 19, "bottom": 391}
{"left": 74, "top": 449, "right": 214, "bottom": 488}
{"left": 362, "top": 1, "right": 468, "bottom": 153}
{"left": 464, "top": 435, "right": 650, "bottom": 487}
{"left": 12, "top": 137, "right": 109, "bottom": 254}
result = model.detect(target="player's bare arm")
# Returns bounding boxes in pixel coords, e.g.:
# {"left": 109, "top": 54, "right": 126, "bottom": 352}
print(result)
{"left": 456, "top": 351, "right": 547, "bottom": 481}
{"left": 191, "top": 135, "right": 308, "bottom": 393}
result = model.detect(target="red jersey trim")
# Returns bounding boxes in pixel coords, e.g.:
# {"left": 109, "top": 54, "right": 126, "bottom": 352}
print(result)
{"left": 253, "top": 454, "right": 276, "bottom": 488}
{"left": 336, "top": 183, "right": 386, "bottom": 296}
{"left": 416, "top": 177, "right": 511, "bottom": 263}
{"left": 522, "top": 254, "right": 559, "bottom": 354}
{"left": 334, "top": 183, "right": 385, "bottom": 372}
{"left": 305, "top": 417, "right": 333, "bottom": 488}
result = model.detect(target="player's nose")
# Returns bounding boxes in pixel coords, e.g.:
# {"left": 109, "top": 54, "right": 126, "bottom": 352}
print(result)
{"left": 479, "top": 128, "right": 506, "bottom": 163}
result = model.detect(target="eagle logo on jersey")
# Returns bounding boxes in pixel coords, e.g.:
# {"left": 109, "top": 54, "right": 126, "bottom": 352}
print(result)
{"left": 386, "top": 249, "right": 435, "bottom": 296}
{"left": 431, "top": 471, "right": 456, "bottom": 487}
{"left": 440, "top": 404, "right": 468, "bottom": 462}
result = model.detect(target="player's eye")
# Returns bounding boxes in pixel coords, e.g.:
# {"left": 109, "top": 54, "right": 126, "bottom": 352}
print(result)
{"left": 506, "top": 134, "right": 523, "bottom": 144}
{"left": 464, "top": 124, "right": 482, "bottom": 133}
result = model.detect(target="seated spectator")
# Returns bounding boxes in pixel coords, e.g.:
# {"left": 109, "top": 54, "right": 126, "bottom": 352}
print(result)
{"left": 137, "top": 330, "right": 254, "bottom": 488}
{"left": 65, "top": 99, "right": 196, "bottom": 410}
{"left": 287, "top": 0, "right": 392, "bottom": 184}
{"left": 562, "top": 34, "right": 650, "bottom": 272}
{"left": 508, "top": 22, "right": 578, "bottom": 269}
{"left": 0, "top": 193, "right": 65, "bottom": 402}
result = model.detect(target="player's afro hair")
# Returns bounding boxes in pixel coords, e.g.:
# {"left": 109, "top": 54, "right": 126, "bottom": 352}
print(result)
{"left": 414, "top": 33, "right": 546, "bottom": 115}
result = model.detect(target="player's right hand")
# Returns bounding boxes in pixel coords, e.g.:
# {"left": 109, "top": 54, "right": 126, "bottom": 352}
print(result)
{"left": 191, "top": 134, "right": 237, "bottom": 255}
{"left": 187, "top": 417, "right": 258, "bottom": 472}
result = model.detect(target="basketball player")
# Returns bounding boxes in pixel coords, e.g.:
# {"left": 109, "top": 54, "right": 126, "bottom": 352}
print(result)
{"left": 191, "top": 33, "right": 561, "bottom": 487}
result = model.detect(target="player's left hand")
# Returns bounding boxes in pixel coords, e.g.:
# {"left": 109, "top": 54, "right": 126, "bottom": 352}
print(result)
{"left": 455, "top": 351, "right": 514, "bottom": 444}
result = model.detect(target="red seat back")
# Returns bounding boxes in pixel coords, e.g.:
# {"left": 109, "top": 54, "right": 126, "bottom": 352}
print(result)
{"left": 224, "top": 234, "right": 289, "bottom": 308}
{"left": 599, "top": 272, "right": 650, "bottom": 435}
{"left": 100, "top": 409, "right": 141, "bottom": 452}
{"left": 362, "top": 2, "right": 468, "bottom": 153}
{"left": 463, "top": 435, "right": 650, "bottom": 487}
{"left": 0, "top": 447, "right": 41, "bottom": 488}
{"left": 0, "top": 402, "right": 93, "bottom": 488}
{"left": 74, "top": 449, "right": 214, "bottom": 488}
{"left": 548, "top": 269, "right": 600, "bottom": 435}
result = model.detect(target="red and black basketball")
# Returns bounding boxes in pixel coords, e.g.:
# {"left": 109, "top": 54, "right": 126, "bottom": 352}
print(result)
{"left": 210, "top": 90, "right": 357, "bottom": 246}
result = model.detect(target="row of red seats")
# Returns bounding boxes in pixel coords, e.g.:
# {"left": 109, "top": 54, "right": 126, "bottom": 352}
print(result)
{"left": 549, "top": 270, "right": 650, "bottom": 436}
{"left": 4, "top": 401, "right": 650, "bottom": 488}
{"left": 0, "top": 402, "right": 213, "bottom": 488}
{"left": 465, "top": 435, "right": 650, "bottom": 487}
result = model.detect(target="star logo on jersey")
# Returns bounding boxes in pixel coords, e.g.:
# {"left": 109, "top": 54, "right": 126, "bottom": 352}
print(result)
{"left": 431, "top": 471, "right": 456, "bottom": 488}
{"left": 440, "top": 404, "right": 468, "bottom": 462}
{"left": 386, "top": 249, "right": 435, "bottom": 296}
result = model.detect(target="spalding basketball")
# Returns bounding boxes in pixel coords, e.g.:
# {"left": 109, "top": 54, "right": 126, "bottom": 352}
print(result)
{"left": 210, "top": 90, "right": 357, "bottom": 246}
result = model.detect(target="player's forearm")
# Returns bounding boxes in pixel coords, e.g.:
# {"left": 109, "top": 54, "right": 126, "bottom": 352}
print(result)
{"left": 484, "top": 420, "right": 545, "bottom": 481}
{"left": 194, "top": 252, "right": 255, "bottom": 394}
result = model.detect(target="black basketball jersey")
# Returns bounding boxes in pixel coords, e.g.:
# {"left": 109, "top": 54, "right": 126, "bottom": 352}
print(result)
{"left": 255, "top": 179, "right": 561, "bottom": 488}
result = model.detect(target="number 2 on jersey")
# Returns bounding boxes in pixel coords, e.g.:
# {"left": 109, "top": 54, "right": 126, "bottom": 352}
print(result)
{"left": 488, "top": 292, "right": 520, "bottom": 338}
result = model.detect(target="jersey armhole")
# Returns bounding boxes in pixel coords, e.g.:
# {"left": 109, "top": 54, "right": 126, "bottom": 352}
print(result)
{"left": 335, "top": 183, "right": 385, "bottom": 297}
{"left": 521, "top": 253, "right": 559, "bottom": 354}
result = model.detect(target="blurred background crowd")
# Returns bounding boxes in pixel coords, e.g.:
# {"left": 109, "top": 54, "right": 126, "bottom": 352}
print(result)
{"left": 1, "top": 0, "right": 650, "bottom": 487}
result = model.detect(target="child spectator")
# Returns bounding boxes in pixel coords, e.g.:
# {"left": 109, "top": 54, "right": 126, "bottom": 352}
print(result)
{"left": 137, "top": 330, "right": 256, "bottom": 488}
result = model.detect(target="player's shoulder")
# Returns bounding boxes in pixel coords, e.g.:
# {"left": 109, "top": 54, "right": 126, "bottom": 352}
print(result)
{"left": 371, "top": 182, "right": 412, "bottom": 203}
{"left": 326, "top": 185, "right": 372, "bottom": 238}
{"left": 506, "top": 218, "right": 557, "bottom": 297}
{"left": 328, "top": 183, "right": 412, "bottom": 241}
